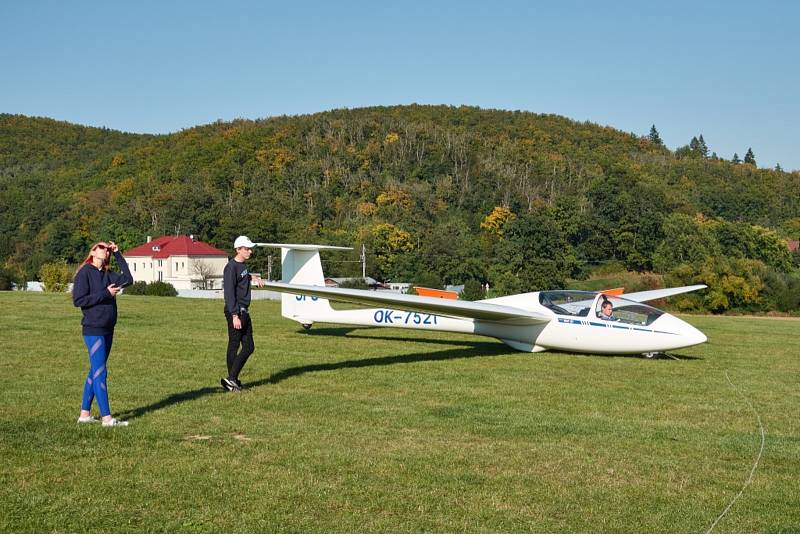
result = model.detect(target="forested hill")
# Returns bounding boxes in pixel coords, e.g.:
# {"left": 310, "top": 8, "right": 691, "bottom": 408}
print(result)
{"left": 2, "top": 106, "right": 799, "bottom": 312}
{"left": 0, "top": 114, "right": 151, "bottom": 170}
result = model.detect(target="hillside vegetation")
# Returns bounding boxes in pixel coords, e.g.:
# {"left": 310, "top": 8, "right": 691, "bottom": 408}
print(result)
{"left": 1, "top": 106, "right": 799, "bottom": 312}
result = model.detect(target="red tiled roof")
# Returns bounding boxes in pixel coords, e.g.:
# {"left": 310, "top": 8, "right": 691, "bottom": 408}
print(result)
{"left": 124, "top": 235, "right": 228, "bottom": 259}
{"left": 789, "top": 240, "right": 799, "bottom": 253}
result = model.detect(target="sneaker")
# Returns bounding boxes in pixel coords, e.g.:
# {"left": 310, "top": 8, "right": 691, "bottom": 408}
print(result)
{"left": 234, "top": 378, "right": 245, "bottom": 390}
{"left": 77, "top": 415, "right": 99, "bottom": 424}
{"left": 221, "top": 377, "right": 241, "bottom": 392}
{"left": 101, "top": 418, "right": 129, "bottom": 427}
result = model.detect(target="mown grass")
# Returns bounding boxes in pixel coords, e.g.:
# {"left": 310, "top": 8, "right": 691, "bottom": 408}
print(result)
{"left": 0, "top": 292, "right": 798, "bottom": 532}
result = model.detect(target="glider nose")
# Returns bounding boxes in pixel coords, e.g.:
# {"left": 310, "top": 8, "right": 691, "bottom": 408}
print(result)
{"left": 671, "top": 315, "right": 707, "bottom": 347}
{"left": 654, "top": 313, "right": 707, "bottom": 350}
{"left": 684, "top": 323, "right": 707, "bottom": 346}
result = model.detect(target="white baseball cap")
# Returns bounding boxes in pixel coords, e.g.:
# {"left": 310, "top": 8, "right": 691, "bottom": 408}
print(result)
{"left": 233, "top": 235, "right": 256, "bottom": 249}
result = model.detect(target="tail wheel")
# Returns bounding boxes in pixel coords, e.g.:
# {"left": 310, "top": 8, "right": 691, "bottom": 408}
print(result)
{"left": 302, "top": 323, "right": 312, "bottom": 330}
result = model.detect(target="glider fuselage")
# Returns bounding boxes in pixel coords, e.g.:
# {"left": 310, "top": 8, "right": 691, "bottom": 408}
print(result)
{"left": 282, "top": 290, "right": 706, "bottom": 354}
{"left": 258, "top": 244, "right": 707, "bottom": 355}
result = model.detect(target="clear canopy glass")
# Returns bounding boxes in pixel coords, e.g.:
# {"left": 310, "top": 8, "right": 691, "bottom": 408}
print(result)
{"left": 538, "top": 291, "right": 597, "bottom": 317}
{"left": 539, "top": 291, "right": 664, "bottom": 326}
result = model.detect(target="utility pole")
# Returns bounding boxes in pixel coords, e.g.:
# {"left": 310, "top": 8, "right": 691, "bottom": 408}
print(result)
{"left": 361, "top": 244, "right": 366, "bottom": 279}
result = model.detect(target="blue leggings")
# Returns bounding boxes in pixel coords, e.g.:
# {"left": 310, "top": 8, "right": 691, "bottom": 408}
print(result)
{"left": 81, "top": 334, "right": 113, "bottom": 417}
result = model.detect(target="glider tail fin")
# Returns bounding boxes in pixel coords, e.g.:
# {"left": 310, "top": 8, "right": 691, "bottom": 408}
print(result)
{"left": 256, "top": 243, "right": 352, "bottom": 325}
{"left": 279, "top": 246, "right": 332, "bottom": 324}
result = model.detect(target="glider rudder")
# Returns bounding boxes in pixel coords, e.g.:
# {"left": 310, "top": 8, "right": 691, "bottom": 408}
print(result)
{"left": 256, "top": 243, "right": 352, "bottom": 325}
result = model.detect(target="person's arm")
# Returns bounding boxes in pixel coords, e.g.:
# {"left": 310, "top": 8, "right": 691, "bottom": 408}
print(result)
{"left": 72, "top": 268, "right": 113, "bottom": 307}
{"left": 223, "top": 264, "right": 239, "bottom": 316}
{"left": 109, "top": 251, "right": 134, "bottom": 287}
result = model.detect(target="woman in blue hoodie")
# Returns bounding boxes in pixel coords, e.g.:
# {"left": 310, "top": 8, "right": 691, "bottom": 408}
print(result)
{"left": 72, "top": 241, "right": 133, "bottom": 427}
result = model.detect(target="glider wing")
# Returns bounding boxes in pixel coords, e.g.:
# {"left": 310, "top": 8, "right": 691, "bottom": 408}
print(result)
{"left": 621, "top": 285, "right": 708, "bottom": 303}
{"left": 263, "top": 282, "right": 551, "bottom": 324}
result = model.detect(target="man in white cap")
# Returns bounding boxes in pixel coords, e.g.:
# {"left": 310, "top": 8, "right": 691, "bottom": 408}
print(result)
{"left": 221, "top": 235, "right": 264, "bottom": 391}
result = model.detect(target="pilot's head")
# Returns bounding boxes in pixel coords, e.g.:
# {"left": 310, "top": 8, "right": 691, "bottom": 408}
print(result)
{"left": 601, "top": 301, "right": 613, "bottom": 316}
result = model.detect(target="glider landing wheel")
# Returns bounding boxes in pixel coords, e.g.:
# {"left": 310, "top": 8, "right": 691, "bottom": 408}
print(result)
{"left": 302, "top": 323, "right": 312, "bottom": 331}
{"left": 642, "top": 352, "right": 661, "bottom": 359}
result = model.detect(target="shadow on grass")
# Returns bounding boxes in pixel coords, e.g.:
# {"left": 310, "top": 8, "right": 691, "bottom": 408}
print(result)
{"left": 548, "top": 350, "right": 703, "bottom": 361}
{"left": 304, "top": 326, "right": 378, "bottom": 335}
{"left": 304, "top": 328, "right": 704, "bottom": 359}
{"left": 118, "top": 334, "right": 700, "bottom": 420}
{"left": 118, "top": 386, "right": 222, "bottom": 420}
{"left": 657, "top": 352, "right": 703, "bottom": 361}
{"left": 255, "top": 341, "right": 513, "bottom": 387}
{"left": 304, "top": 326, "right": 489, "bottom": 347}
{"left": 118, "top": 341, "right": 514, "bottom": 421}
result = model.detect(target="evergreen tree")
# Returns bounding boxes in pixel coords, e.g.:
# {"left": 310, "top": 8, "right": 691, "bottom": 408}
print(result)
{"left": 697, "top": 135, "right": 709, "bottom": 158}
{"left": 648, "top": 125, "right": 664, "bottom": 146}
{"left": 711, "top": 152, "right": 718, "bottom": 160}
{"left": 744, "top": 147, "right": 756, "bottom": 165}
{"left": 689, "top": 136, "right": 700, "bottom": 153}
{"left": 775, "top": 163, "right": 783, "bottom": 172}
{"left": 732, "top": 152, "right": 741, "bottom": 164}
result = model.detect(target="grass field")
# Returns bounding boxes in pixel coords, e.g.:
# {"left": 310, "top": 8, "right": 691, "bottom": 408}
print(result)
{"left": 1, "top": 292, "right": 798, "bottom": 532}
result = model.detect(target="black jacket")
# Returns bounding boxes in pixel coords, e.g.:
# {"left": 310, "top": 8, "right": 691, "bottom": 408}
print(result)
{"left": 223, "top": 259, "right": 251, "bottom": 315}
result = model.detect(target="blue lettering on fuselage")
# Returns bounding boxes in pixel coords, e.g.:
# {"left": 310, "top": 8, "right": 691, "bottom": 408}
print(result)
{"left": 373, "top": 309, "right": 438, "bottom": 326}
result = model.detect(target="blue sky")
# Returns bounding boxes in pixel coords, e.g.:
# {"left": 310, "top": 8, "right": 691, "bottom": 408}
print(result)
{"left": 2, "top": 1, "right": 798, "bottom": 170}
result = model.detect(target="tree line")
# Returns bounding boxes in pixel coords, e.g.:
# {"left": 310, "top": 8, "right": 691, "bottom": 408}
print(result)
{"left": 1, "top": 107, "right": 798, "bottom": 312}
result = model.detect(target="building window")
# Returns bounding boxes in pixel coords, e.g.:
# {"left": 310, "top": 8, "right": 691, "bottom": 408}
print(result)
{"left": 132, "top": 263, "right": 136, "bottom": 272}
{"left": 175, "top": 262, "right": 179, "bottom": 271}
{"left": 158, "top": 271, "right": 163, "bottom": 281}
{"left": 158, "top": 260, "right": 163, "bottom": 267}
{"left": 181, "top": 262, "right": 185, "bottom": 269}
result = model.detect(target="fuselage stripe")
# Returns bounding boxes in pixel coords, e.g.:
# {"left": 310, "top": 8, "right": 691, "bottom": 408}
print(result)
{"left": 557, "top": 316, "right": 678, "bottom": 336}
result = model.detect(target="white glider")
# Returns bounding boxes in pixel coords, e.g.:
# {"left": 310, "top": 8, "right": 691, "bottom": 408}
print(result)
{"left": 257, "top": 244, "right": 707, "bottom": 355}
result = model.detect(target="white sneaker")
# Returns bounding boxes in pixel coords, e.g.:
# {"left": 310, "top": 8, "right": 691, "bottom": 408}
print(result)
{"left": 77, "top": 415, "right": 99, "bottom": 424}
{"left": 101, "top": 418, "right": 129, "bottom": 427}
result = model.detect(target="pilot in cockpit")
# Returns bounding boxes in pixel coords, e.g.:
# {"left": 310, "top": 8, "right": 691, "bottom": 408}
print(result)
{"left": 597, "top": 300, "right": 618, "bottom": 321}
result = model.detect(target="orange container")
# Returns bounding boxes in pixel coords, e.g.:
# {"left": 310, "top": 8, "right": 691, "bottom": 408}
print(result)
{"left": 414, "top": 287, "right": 458, "bottom": 300}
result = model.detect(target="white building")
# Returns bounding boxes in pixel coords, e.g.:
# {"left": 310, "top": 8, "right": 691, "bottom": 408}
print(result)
{"left": 387, "top": 282, "right": 411, "bottom": 293}
{"left": 124, "top": 235, "right": 229, "bottom": 290}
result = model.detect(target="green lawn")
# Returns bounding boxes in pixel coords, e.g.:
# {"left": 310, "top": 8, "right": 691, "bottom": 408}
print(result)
{"left": 1, "top": 293, "right": 798, "bottom": 532}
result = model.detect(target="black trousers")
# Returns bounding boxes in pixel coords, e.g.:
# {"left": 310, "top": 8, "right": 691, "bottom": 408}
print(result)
{"left": 225, "top": 311, "right": 254, "bottom": 380}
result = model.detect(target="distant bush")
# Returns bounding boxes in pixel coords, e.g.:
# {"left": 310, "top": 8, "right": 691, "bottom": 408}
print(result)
{"left": 0, "top": 266, "right": 23, "bottom": 290}
{"left": 123, "top": 281, "right": 148, "bottom": 295}
{"left": 40, "top": 261, "right": 72, "bottom": 292}
{"left": 122, "top": 280, "right": 177, "bottom": 297}
{"left": 145, "top": 281, "right": 178, "bottom": 297}
{"left": 761, "top": 271, "right": 800, "bottom": 313}
{"left": 666, "top": 258, "right": 767, "bottom": 313}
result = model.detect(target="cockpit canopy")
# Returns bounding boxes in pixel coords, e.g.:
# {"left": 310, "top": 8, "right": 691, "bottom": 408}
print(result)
{"left": 539, "top": 291, "right": 664, "bottom": 326}
{"left": 538, "top": 291, "right": 596, "bottom": 317}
